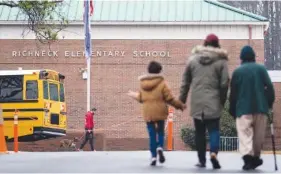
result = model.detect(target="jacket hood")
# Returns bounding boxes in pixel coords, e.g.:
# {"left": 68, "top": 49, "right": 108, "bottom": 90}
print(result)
{"left": 191, "top": 45, "right": 228, "bottom": 65}
{"left": 138, "top": 74, "right": 164, "bottom": 91}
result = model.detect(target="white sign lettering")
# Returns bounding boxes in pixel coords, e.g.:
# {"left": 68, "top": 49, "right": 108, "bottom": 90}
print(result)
{"left": 12, "top": 51, "right": 59, "bottom": 57}
{"left": 11, "top": 50, "right": 171, "bottom": 58}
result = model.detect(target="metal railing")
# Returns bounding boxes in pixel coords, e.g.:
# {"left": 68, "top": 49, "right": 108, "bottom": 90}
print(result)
{"left": 220, "top": 136, "right": 239, "bottom": 152}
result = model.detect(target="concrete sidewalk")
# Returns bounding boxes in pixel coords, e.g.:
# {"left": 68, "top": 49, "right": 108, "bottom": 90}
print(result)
{"left": 0, "top": 151, "right": 280, "bottom": 173}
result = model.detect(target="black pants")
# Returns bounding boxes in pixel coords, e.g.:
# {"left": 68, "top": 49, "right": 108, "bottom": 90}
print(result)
{"left": 79, "top": 130, "right": 94, "bottom": 151}
{"left": 194, "top": 118, "right": 220, "bottom": 164}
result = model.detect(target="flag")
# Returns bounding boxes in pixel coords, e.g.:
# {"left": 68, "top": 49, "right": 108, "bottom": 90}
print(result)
{"left": 90, "top": 0, "right": 94, "bottom": 16}
{"left": 84, "top": 0, "right": 94, "bottom": 16}
{"left": 84, "top": 0, "right": 92, "bottom": 59}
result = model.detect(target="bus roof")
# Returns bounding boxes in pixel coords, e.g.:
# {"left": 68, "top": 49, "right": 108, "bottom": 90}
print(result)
{"left": 0, "top": 70, "right": 40, "bottom": 76}
{"left": 0, "top": 69, "right": 61, "bottom": 76}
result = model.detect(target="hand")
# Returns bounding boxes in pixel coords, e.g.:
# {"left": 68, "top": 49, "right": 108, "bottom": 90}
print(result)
{"left": 180, "top": 104, "right": 187, "bottom": 111}
{"left": 127, "top": 90, "right": 139, "bottom": 98}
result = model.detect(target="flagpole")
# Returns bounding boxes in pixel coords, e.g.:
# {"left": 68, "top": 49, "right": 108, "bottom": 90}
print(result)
{"left": 87, "top": 55, "right": 91, "bottom": 112}
{"left": 84, "top": 0, "right": 92, "bottom": 112}
{"left": 87, "top": 0, "right": 91, "bottom": 112}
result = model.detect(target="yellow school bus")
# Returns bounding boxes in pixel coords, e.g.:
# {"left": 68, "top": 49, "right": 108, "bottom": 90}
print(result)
{"left": 0, "top": 69, "right": 67, "bottom": 141}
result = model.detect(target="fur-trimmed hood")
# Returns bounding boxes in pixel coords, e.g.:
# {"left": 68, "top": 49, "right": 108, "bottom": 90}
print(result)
{"left": 191, "top": 45, "right": 228, "bottom": 65}
{"left": 138, "top": 73, "right": 164, "bottom": 91}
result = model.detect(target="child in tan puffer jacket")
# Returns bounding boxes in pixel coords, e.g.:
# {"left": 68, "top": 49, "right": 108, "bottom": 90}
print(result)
{"left": 127, "top": 61, "right": 186, "bottom": 166}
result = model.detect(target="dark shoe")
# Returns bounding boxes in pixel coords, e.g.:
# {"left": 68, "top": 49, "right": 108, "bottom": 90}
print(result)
{"left": 150, "top": 157, "right": 157, "bottom": 166}
{"left": 242, "top": 155, "right": 254, "bottom": 170}
{"left": 252, "top": 157, "right": 263, "bottom": 169}
{"left": 210, "top": 153, "right": 221, "bottom": 169}
{"left": 195, "top": 162, "right": 206, "bottom": 168}
{"left": 157, "top": 147, "right": 165, "bottom": 163}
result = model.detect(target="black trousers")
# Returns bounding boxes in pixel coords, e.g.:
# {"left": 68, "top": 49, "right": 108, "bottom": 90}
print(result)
{"left": 79, "top": 130, "right": 94, "bottom": 151}
{"left": 194, "top": 118, "right": 220, "bottom": 164}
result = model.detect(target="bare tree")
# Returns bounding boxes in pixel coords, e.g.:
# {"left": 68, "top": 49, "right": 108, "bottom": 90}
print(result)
{"left": 220, "top": 1, "right": 281, "bottom": 70}
{"left": 0, "top": 0, "right": 69, "bottom": 44}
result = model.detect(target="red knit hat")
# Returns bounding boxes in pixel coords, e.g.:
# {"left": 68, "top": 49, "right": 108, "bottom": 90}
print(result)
{"left": 205, "top": 34, "right": 219, "bottom": 43}
{"left": 204, "top": 34, "right": 220, "bottom": 47}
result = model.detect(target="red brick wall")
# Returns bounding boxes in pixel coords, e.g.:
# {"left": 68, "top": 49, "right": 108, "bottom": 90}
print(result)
{"left": 1, "top": 39, "right": 280, "bottom": 151}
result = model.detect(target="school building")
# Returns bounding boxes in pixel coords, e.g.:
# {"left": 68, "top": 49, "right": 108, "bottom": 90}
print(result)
{"left": 0, "top": 0, "right": 280, "bottom": 151}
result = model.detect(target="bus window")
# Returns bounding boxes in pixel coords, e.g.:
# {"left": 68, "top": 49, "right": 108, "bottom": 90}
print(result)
{"left": 49, "top": 83, "right": 59, "bottom": 101}
{"left": 0, "top": 75, "right": 23, "bottom": 102}
{"left": 43, "top": 81, "right": 49, "bottom": 100}
{"left": 59, "top": 83, "right": 65, "bottom": 102}
{"left": 26, "top": 80, "right": 38, "bottom": 100}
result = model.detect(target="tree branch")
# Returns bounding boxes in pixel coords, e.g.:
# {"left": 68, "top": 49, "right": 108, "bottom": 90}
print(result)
{"left": 0, "top": 2, "right": 18, "bottom": 8}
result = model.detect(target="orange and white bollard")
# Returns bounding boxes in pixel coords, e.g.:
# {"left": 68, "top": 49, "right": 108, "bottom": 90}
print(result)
{"left": 0, "top": 105, "right": 8, "bottom": 154}
{"left": 14, "top": 109, "right": 19, "bottom": 153}
{"left": 167, "top": 107, "right": 174, "bottom": 151}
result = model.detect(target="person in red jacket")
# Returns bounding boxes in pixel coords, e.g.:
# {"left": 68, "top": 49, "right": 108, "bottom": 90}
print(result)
{"left": 78, "top": 108, "right": 96, "bottom": 151}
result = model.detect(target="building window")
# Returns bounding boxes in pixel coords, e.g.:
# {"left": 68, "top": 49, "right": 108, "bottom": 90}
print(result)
{"left": 49, "top": 83, "right": 59, "bottom": 101}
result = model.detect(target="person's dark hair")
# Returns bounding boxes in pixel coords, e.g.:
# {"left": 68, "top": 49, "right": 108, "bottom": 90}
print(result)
{"left": 148, "top": 61, "right": 162, "bottom": 74}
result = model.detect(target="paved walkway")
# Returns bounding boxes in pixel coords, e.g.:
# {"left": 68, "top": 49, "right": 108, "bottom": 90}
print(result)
{"left": 0, "top": 151, "right": 280, "bottom": 173}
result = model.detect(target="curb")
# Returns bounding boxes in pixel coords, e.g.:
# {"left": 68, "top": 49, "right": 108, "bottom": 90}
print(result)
{"left": 262, "top": 151, "right": 281, "bottom": 154}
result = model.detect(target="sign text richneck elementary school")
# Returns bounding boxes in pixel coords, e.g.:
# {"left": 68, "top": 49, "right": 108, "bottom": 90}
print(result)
{"left": 11, "top": 50, "right": 171, "bottom": 58}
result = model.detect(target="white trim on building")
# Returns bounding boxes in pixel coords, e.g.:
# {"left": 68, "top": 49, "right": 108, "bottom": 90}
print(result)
{"left": 268, "top": 71, "right": 281, "bottom": 83}
{"left": 0, "top": 24, "right": 266, "bottom": 40}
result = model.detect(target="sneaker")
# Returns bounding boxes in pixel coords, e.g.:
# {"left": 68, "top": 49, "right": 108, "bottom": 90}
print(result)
{"left": 150, "top": 157, "right": 157, "bottom": 166}
{"left": 210, "top": 153, "right": 221, "bottom": 169}
{"left": 157, "top": 147, "right": 165, "bottom": 163}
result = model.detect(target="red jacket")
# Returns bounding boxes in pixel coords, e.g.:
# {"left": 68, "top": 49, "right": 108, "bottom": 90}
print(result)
{"left": 85, "top": 111, "right": 94, "bottom": 130}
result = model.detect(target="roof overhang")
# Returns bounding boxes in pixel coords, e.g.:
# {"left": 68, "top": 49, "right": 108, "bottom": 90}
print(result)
{"left": 264, "top": 21, "right": 270, "bottom": 32}
{"left": 0, "top": 20, "right": 270, "bottom": 27}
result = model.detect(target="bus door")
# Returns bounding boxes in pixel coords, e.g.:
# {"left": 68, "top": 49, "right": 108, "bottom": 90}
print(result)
{"left": 23, "top": 76, "right": 39, "bottom": 126}
{"left": 47, "top": 82, "right": 61, "bottom": 128}
{"left": 58, "top": 83, "right": 67, "bottom": 129}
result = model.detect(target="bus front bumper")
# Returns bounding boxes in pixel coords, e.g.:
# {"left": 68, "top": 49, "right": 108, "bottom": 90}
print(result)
{"left": 34, "top": 127, "right": 66, "bottom": 137}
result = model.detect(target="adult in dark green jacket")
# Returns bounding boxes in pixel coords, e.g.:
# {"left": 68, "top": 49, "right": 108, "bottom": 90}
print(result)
{"left": 179, "top": 34, "right": 229, "bottom": 169}
{"left": 229, "top": 45, "right": 275, "bottom": 171}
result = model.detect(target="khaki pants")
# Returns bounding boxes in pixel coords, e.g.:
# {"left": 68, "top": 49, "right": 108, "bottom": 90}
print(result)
{"left": 236, "top": 114, "right": 267, "bottom": 157}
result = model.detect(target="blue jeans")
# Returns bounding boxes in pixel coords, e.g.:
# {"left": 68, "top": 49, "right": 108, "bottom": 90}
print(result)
{"left": 146, "top": 120, "right": 165, "bottom": 158}
{"left": 194, "top": 118, "right": 220, "bottom": 164}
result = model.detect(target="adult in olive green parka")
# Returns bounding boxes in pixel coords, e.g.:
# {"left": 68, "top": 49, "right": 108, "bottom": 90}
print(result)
{"left": 179, "top": 34, "right": 229, "bottom": 169}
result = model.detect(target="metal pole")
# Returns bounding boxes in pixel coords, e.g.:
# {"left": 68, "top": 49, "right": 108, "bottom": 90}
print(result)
{"left": 87, "top": 58, "right": 91, "bottom": 111}
{"left": 84, "top": 0, "right": 91, "bottom": 112}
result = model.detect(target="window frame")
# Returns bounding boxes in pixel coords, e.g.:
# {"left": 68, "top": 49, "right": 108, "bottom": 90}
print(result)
{"left": 43, "top": 80, "right": 49, "bottom": 100}
{"left": 0, "top": 75, "right": 24, "bottom": 102}
{"left": 59, "top": 83, "right": 65, "bottom": 102}
{"left": 25, "top": 80, "right": 38, "bottom": 100}
{"left": 49, "top": 83, "right": 59, "bottom": 102}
